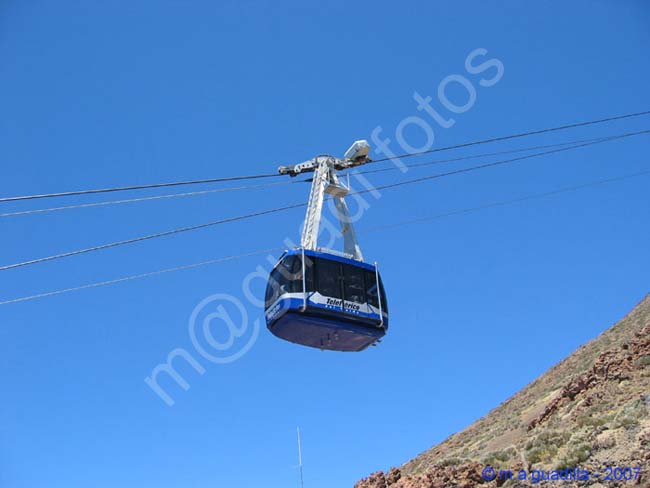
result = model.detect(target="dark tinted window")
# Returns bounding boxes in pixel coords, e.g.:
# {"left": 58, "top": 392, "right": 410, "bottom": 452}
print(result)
{"left": 365, "top": 269, "right": 388, "bottom": 312}
{"left": 365, "top": 270, "right": 379, "bottom": 308}
{"left": 265, "top": 255, "right": 305, "bottom": 307}
{"left": 316, "top": 259, "right": 342, "bottom": 299}
{"left": 343, "top": 264, "right": 366, "bottom": 304}
{"left": 303, "top": 255, "right": 315, "bottom": 292}
{"left": 265, "top": 267, "right": 282, "bottom": 307}
{"left": 313, "top": 257, "right": 385, "bottom": 309}
{"left": 276, "top": 255, "right": 302, "bottom": 293}
{"left": 378, "top": 275, "right": 388, "bottom": 313}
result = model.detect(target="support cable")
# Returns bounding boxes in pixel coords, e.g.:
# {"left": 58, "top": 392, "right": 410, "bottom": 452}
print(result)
{"left": 2, "top": 169, "right": 647, "bottom": 306}
{"left": 1, "top": 129, "right": 647, "bottom": 272}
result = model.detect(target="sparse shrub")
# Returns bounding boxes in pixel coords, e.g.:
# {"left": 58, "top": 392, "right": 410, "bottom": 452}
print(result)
{"left": 592, "top": 433, "right": 616, "bottom": 450}
{"left": 483, "top": 448, "right": 516, "bottom": 467}
{"left": 614, "top": 416, "right": 640, "bottom": 429}
{"left": 438, "top": 457, "right": 463, "bottom": 467}
{"left": 637, "top": 355, "right": 650, "bottom": 367}
{"left": 613, "top": 399, "right": 648, "bottom": 429}
{"left": 525, "top": 446, "right": 549, "bottom": 465}
{"left": 525, "top": 430, "right": 570, "bottom": 465}
{"left": 576, "top": 412, "right": 607, "bottom": 428}
{"left": 556, "top": 443, "right": 591, "bottom": 469}
{"left": 525, "top": 430, "right": 570, "bottom": 451}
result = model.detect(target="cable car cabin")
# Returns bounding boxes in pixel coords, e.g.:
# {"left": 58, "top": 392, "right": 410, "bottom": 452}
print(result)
{"left": 265, "top": 249, "right": 388, "bottom": 352}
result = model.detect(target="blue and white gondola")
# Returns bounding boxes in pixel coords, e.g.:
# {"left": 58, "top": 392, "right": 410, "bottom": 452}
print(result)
{"left": 265, "top": 248, "right": 388, "bottom": 352}
{"left": 266, "top": 141, "right": 390, "bottom": 352}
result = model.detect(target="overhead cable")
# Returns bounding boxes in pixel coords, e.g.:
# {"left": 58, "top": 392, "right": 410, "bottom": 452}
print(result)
{"left": 2, "top": 169, "right": 647, "bottom": 306}
{"left": 1, "top": 129, "right": 647, "bottom": 272}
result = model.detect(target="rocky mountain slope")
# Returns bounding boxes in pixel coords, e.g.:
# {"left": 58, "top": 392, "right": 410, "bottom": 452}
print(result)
{"left": 356, "top": 295, "right": 650, "bottom": 487}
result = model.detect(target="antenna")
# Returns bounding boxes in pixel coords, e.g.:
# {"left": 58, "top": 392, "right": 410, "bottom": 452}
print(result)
{"left": 297, "top": 427, "right": 304, "bottom": 488}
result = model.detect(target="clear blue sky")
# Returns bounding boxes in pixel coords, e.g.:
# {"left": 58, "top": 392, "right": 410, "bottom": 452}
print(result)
{"left": 1, "top": 1, "right": 649, "bottom": 487}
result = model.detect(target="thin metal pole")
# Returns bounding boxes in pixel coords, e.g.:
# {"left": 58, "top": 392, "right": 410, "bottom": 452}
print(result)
{"left": 301, "top": 248, "right": 307, "bottom": 312}
{"left": 375, "top": 262, "right": 384, "bottom": 327}
{"left": 297, "top": 427, "right": 305, "bottom": 488}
